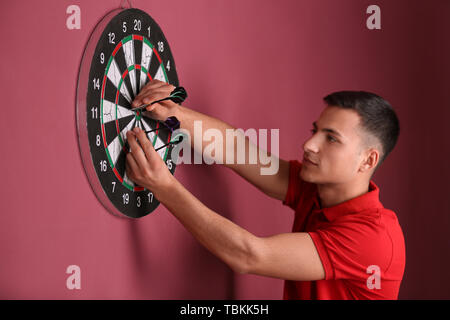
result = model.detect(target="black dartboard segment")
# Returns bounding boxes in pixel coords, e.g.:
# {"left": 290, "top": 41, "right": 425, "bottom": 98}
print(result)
{"left": 76, "top": 8, "right": 180, "bottom": 218}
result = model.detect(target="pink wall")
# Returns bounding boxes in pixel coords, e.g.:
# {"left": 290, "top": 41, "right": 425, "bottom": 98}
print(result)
{"left": 1, "top": 0, "right": 449, "bottom": 299}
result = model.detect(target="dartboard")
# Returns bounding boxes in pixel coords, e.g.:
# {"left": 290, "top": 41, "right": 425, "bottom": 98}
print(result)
{"left": 76, "top": 8, "right": 181, "bottom": 219}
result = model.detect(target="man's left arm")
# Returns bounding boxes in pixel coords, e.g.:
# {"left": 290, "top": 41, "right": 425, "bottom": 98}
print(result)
{"left": 126, "top": 127, "right": 325, "bottom": 281}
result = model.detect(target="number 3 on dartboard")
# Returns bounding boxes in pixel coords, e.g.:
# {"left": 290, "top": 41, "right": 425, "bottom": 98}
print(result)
{"left": 137, "top": 196, "right": 141, "bottom": 207}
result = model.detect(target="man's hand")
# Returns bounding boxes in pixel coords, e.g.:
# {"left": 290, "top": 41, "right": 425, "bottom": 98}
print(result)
{"left": 125, "top": 127, "right": 173, "bottom": 194}
{"left": 132, "top": 79, "right": 179, "bottom": 121}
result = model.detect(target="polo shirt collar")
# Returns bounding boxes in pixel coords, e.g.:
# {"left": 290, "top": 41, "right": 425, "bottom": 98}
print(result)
{"left": 312, "top": 181, "right": 383, "bottom": 221}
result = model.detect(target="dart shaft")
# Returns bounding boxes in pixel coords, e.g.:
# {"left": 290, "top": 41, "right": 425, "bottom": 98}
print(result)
{"left": 154, "top": 137, "right": 183, "bottom": 152}
{"left": 144, "top": 126, "right": 170, "bottom": 134}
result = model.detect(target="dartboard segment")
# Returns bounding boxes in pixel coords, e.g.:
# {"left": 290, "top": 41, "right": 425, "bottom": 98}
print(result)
{"left": 77, "top": 8, "right": 180, "bottom": 219}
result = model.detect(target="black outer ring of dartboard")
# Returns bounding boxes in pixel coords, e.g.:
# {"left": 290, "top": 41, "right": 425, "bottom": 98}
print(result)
{"left": 76, "top": 8, "right": 179, "bottom": 219}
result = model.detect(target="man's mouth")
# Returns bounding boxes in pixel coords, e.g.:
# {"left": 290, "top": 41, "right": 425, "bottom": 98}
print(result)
{"left": 303, "top": 155, "right": 318, "bottom": 166}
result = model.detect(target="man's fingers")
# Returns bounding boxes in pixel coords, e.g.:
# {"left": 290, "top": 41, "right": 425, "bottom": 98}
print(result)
{"left": 132, "top": 90, "right": 167, "bottom": 108}
{"left": 140, "top": 79, "right": 167, "bottom": 92}
{"left": 133, "top": 80, "right": 169, "bottom": 99}
{"left": 135, "top": 87, "right": 167, "bottom": 100}
{"left": 132, "top": 81, "right": 175, "bottom": 107}
{"left": 144, "top": 103, "right": 157, "bottom": 113}
{"left": 126, "top": 130, "right": 150, "bottom": 168}
{"left": 126, "top": 150, "right": 140, "bottom": 178}
{"left": 143, "top": 79, "right": 174, "bottom": 94}
{"left": 133, "top": 127, "right": 158, "bottom": 160}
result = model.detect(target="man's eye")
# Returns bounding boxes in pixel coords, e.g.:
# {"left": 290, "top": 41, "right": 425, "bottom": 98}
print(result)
{"left": 327, "top": 135, "right": 337, "bottom": 142}
{"left": 310, "top": 129, "right": 317, "bottom": 135}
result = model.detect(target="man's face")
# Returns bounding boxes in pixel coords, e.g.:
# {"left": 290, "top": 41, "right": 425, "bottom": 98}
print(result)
{"left": 300, "top": 106, "right": 368, "bottom": 185}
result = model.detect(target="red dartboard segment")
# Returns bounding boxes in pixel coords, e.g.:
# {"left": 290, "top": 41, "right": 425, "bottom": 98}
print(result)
{"left": 112, "top": 41, "right": 122, "bottom": 56}
{"left": 133, "top": 35, "right": 143, "bottom": 41}
{"left": 101, "top": 124, "right": 107, "bottom": 148}
{"left": 113, "top": 167, "right": 123, "bottom": 183}
{"left": 101, "top": 75, "right": 107, "bottom": 98}
{"left": 155, "top": 121, "right": 159, "bottom": 136}
{"left": 152, "top": 47, "right": 162, "bottom": 64}
{"left": 115, "top": 119, "right": 120, "bottom": 140}
{"left": 115, "top": 87, "right": 120, "bottom": 104}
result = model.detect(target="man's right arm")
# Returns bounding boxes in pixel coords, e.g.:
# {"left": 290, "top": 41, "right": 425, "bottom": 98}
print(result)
{"left": 132, "top": 80, "right": 290, "bottom": 201}
{"left": 175, "top": 105, "right": 290, "bottom": 201}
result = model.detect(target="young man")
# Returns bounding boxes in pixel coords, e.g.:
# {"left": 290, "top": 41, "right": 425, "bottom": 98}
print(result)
{"left": 125, "top": 80, "right": 405, "bottom": 300}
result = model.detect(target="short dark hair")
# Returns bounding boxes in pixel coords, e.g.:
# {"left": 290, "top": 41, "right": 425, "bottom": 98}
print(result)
{"left": 323, "top": 91, "right": 400, "bottom": 166}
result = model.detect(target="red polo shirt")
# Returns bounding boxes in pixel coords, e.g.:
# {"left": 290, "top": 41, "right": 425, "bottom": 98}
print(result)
{"left": 283, "top": 160, "right": 405, "bottom": 300}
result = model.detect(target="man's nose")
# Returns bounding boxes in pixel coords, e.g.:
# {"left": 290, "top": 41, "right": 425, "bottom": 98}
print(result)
{"left": 303, "top": 135, "right": 319, "bottom": 154}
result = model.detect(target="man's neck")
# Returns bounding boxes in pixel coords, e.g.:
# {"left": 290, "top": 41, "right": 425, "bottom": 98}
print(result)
{"left": 317, "top": 179, "right": 370, "bottom": 208}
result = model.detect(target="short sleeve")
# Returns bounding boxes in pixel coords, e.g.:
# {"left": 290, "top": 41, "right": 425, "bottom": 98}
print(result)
{"left": 308, "top": 213, "right": 392, "bottom": 281}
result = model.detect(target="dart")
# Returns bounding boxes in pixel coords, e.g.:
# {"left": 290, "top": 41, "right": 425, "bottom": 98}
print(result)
{"left": 144, "top": 116, "right": 180, "bottom": 134}
{"left": 155, "top": 135, "right": 184, "bottom": 152}
{"left": 131, "top": 86, "right": 188, "bottom": 112}
{"left": 125, "top": 130, "right": 183, "bottom": 151}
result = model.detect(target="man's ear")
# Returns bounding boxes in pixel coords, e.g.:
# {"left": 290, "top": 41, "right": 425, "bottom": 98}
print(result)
{"left": 359, "top": 148, "right": 380, "bottom": 173}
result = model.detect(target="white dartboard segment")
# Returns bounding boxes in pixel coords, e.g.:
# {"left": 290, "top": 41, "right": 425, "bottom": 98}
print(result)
{"left": 102, "top": 99, "right": 117, "bottom": 123}
{"left": 154, "top": 65, "right": 165, "bottom": 82}
{"left": 116, "top": 104, "right": 134, "bottom": 120}
{"left": 141, "top": 41, "right": 153, "bottom": 71}
{"left": 106, "top": 58, "right": 122, "bottom": 89}
{"left": 107, "top": 58, "right": 133, "bottom": 103}
{"left": 139, "top": 70, "right": 148, "bottom": 92}
{"left": 141, "top": 118, "right": 156, "bottom": 142}
{"left": 107, "top": 134, "right": 124, "bottom": 166}
{"left": 119, "top": 117, "right": 136, "bottom": 145}
{"left": 122, "top": 39, "right": 137, "bottom": 95}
